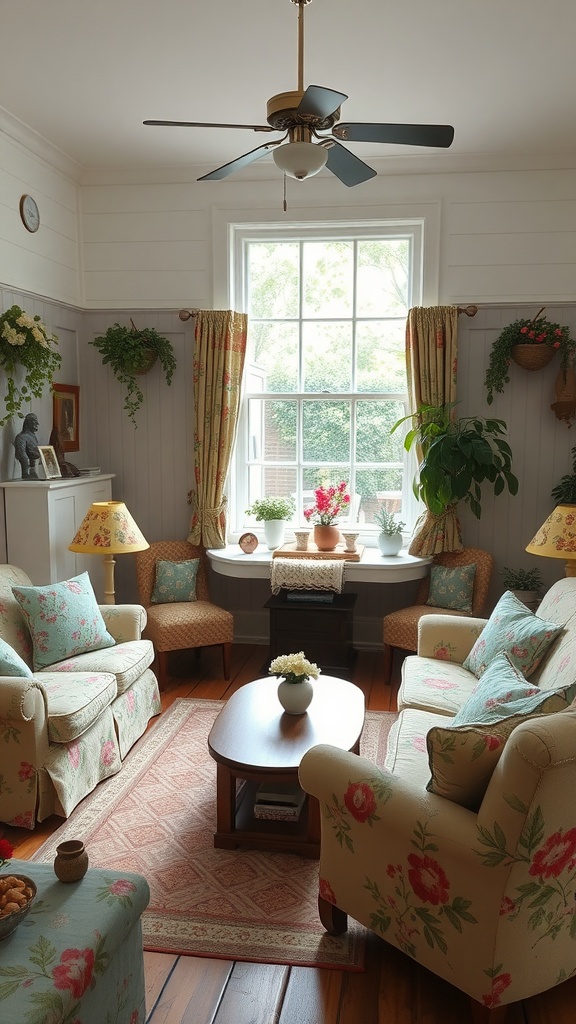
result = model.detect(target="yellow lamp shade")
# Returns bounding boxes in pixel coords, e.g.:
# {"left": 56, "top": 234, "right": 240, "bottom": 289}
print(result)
{"left": 69, "top": 501, "right": 149, "bottom": 555}
{"left": 526, "top": 504, "right": 576, "bottom": 577}
{"left": 69, "top": 501, "right": 149, "bottom": 604}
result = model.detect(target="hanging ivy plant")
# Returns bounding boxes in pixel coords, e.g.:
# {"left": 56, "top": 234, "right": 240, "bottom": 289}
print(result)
{"left": 90, "top": 320, "right": 177, "bottom": 427}
{"left": 484, "top": 307, "right": 575, "bottom": 404}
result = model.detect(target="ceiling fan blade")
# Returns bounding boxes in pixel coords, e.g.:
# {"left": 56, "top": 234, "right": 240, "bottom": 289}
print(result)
{"left": 324, "top": 141, "right": 376, "bottom": 187}
{"left": 297, "top": 85, "right": 348, "bottom": 121}
{"left": 144, "top": 119, "right": 274, "bottom": 132}
{"left": 197, "top": 142, "right": 279, "bottom": 181}
{"left": 333, "top": 123, "right": 454, "bottom": 148}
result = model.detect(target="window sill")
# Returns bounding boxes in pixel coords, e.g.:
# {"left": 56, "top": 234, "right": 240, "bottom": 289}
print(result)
{"left": 207, "top": 545, "right": 431, "bottom": 583}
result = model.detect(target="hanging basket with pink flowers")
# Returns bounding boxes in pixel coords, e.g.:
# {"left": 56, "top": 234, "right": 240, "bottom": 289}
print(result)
{"left": 484, "top": 306, "right": 575, "bottom": 404}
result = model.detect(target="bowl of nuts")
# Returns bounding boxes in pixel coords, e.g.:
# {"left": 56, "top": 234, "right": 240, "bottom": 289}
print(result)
{"left": 0, "top": 875, "right": 37, "bottom": 940}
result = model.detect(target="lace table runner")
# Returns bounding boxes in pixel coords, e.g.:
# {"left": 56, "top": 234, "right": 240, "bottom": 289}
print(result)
{"left": 270, "top": 557, "right": 345, "bottom": 595}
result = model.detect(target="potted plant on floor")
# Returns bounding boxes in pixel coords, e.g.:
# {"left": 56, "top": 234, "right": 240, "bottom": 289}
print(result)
{"left": 393, "top": 403, "right": 518, "bottom": 554}
{"left": 374, "top": 507, "right": 405, "bottom": 557}
{"left": 502, "top": 566, "right": 543, "bottom": 610}
{"left": 484, "top": 307, "right": 575, "bottom": 405}
{"left": 90, "top": 320, "right": 177, "bottom": 427}
{"left": 245, "top": 495, "right": 296, "bottom": 550}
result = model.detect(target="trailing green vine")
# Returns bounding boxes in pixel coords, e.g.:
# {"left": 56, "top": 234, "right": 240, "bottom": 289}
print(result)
{"left": 484, "top": 307, "right": 575, "bottom": 404}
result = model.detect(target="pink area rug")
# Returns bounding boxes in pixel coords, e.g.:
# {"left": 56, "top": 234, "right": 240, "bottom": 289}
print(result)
{"left": 32, "top": 698, "right": 397, "bottom": 970}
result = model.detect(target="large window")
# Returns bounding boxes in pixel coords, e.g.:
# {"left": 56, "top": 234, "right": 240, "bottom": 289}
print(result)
{"left": 230, "top": 223, "right": 423, "bottom": 540}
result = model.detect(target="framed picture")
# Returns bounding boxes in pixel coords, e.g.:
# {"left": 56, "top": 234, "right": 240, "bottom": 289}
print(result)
{"left": 38, "top": 445, "right": 62, "bottom": 480}
{"left": 52, "top": 383, "right": 79, "bottom": 452}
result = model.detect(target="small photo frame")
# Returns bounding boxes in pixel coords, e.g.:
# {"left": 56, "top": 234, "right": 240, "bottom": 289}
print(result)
{"left": 52, "top": 383, "right": 79, "bottom": 452}
{"left": 38, "top": 445, "right": 62, "bottom": 480}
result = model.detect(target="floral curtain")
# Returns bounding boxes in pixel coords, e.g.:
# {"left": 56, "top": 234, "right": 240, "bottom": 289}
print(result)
{"left": 405, "top": 305, "right": 462, "bottom": 555}
{"left": 187, "top": 310, "right": 247, "bottom": 548}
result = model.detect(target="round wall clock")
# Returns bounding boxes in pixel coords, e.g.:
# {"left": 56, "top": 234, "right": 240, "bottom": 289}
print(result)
{"left": 19, "top": 194, "right": 40, "bottom": 233}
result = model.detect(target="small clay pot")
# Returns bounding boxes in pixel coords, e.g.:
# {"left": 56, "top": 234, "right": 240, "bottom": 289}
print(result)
{"left": 54, "top": 840, "right": 89, "bottom": 883}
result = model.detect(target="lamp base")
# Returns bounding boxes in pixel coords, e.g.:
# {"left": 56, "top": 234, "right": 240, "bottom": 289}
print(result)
{"left": 103, "top": 554, "right": 116, "bottom": 604}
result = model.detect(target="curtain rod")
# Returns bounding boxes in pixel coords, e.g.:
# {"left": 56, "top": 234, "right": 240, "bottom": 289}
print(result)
{"left": 178, "top": 308, "right": 199, "bottom": 321}
{"left": 458, "top": 305, "right": 478, "bottom": 317}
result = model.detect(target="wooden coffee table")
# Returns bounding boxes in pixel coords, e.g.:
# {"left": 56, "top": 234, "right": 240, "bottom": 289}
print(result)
{"left": 207, "top": 675, "right": 365, "bottom": 858}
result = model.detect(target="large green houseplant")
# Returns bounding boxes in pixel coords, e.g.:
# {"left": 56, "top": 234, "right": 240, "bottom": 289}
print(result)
{"left": 90, "top": 320, "right": 177, "bottom": 427}
{"left": 393, "top": 403, "right": 518, "bottom": 553}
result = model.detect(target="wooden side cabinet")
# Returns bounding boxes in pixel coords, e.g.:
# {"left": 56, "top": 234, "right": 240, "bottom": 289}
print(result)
{"left": 265, "top": 592, "right": 357, "bottom": 678}
{"left": 0, "top": 474, "right": 114, "bottom": 599}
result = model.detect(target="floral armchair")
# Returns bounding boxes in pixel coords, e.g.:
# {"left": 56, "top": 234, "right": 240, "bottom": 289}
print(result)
{"left": 300, "top": 576, "right": 576, "bottom": 1022}
{"left": 300, "top": 703, "right": 576, "bottom": 1022}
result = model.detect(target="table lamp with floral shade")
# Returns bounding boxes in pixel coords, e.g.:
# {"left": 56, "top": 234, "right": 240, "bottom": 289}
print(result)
{"left": 525, "top": 504, "right": 576, "bottom": 577}
{"left": 68, "top": 501, "right": 149, "bottom": 603}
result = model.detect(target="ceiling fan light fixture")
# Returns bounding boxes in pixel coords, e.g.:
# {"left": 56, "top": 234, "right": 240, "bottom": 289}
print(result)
{"left": 273, "top": 141, "right": 327, "bottom": 179}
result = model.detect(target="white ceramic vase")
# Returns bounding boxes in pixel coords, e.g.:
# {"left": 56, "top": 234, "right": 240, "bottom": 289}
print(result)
{"left": 277, "top": 677, "right": 314, "bottom": 714}
{"left": 377, "top": 532, "right": 403, "bottom": 556}
{"left": 263, "top": 519, "right": 286, "bottom": 551}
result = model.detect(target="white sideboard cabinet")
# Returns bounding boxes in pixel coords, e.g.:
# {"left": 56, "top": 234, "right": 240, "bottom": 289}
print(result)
{"left": 0, "top": 474, "right": 115, "bottom": 601}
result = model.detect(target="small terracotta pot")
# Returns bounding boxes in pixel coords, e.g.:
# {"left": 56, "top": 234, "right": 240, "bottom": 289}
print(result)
{"left": 313, "top": 524, "right": 340, "bottom": 551}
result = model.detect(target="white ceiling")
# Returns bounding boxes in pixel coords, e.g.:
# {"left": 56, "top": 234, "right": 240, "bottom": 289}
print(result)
{"left": 3, "top": 0, "right": 576, "bottom": 181}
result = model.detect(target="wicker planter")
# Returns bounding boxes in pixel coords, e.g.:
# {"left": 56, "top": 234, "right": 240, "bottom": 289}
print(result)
{"left": 511, "top": 344, "right": 556, "bottom": 371}
{"left": 134, "top": 350, "right": 158, "bottom": 375}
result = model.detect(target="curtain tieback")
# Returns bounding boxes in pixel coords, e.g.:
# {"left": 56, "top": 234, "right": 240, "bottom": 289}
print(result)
{"left": 187, "top": 492, "right": 227, "bottom": 525}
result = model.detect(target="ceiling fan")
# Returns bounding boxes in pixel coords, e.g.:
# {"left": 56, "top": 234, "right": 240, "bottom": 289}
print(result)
{"left": 144, "top": 0, "right": 454, "bottom": 187}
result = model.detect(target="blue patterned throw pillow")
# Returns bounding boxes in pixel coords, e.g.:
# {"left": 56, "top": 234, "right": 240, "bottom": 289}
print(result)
{"left": 151, "top": 559, "right": 200, "bottom": 604}
{"left": 12, "top": 572, "right": 115, "bottom": 671}
{"left": 462, "top": 590, "right": 562, "bottom": 679}
{"left": 425, "top": 563, "right": 477, "bottom": 612}
{"left": 0, "top": 637, "right": 32, "bottom": 677}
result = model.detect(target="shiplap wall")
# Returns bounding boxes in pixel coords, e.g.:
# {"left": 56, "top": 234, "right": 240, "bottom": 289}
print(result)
{"left": 2, "top": 126, "right": 576, "bottom": 639}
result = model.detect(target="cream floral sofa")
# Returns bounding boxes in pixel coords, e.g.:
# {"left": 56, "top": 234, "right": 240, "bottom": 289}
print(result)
{"left": 0, "top": 564, "right": 161, "bottom": 829}
{"left": 300, "top": 577, "right": 576, "bottom": 1021}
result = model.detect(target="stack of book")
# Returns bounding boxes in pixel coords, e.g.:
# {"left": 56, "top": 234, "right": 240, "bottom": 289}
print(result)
{"left": 253, "top": 783, "right": 306, "bottom": 822}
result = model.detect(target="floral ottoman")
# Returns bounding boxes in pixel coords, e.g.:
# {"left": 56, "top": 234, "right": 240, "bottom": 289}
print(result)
{"left": 0, "top": 858, "right": 149, "bottom": 1024}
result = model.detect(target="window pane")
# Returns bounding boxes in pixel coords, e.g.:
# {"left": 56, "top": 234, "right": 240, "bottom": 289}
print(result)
{"left": 249, "top": 322, "right": 299, "bottom": 392}
{"left": 302, "top": 241, "right": 353, "bottom": 318}
{"left": 248, "top": 242, "right": 299, "bottom": 318}
{"left": 356, "top": 469, "right": 404, "bottom": 524}
{"left": 357, "top": 239, "right": 409, "bottom": 317}
{"left": 303, "top": 322, "right": 352, "bottom": 392}
{"left": 357, "top": 322, "right": 406, "bottom": 393}
{"left": 356, "top": 400, "right": 405, "bottom": 464}
{"left": 303, "top": 400, "right": 350, "bottom": 462}
{"left": 248, "top": 398, "right": 297, "bottom": 462}
{"left": 246, "top": 468, "right": 297, "bottom": 514}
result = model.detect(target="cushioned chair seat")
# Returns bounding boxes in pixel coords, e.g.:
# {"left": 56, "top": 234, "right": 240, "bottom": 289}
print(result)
{"left": 382, "top": 547, "right": 493, "bottom": 684}
{"left": 136, "top": 540, "right": 233, "bottom": 688}
{"left": 49, "top": 639, "right": 155, "bottom": 695}
{"left": 41, "top": 671, "right": 117, "bottom": 743}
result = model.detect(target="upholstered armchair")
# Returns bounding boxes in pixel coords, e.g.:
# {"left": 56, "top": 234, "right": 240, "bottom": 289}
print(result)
{"left": 299, "top": 702, "right": 576, "bottom": 1022}
{"left": 382, "top": 547, "right": 493, "bottom": 684}
{"left": 135, "top": 540, "right": 233, "bottom": 688}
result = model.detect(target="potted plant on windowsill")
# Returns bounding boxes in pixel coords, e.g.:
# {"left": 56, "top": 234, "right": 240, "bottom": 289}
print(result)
{"left": 90, "top": 320, "right": 177, "bottom": 427}
{"left": 393, "top": 403, "right": 518, "bottom": 554}
{"left": 374, "top": 507, "right": 405, "bottom": 557}
{"left": 303, "top": 481, "right": 351, "bottom": 551}
{"left": 484, "top": 307, "right": 575, "bottom": 405}
{"left": 245, "top": 496, "right": 296, "bottom": 550}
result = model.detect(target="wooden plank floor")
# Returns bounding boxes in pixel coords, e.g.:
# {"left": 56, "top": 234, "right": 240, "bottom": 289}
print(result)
{"left": 4, "top": 643, "right": 576, "bottom": 1024}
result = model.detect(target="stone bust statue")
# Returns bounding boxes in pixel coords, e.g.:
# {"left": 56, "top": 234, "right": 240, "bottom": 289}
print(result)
{"left": 13, "top": 413, "right": 40, "bottom": 480}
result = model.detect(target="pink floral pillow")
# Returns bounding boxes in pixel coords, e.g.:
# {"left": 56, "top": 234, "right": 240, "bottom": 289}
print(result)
{"left": 462, "top": 590, "right": 562, "bottom": 678}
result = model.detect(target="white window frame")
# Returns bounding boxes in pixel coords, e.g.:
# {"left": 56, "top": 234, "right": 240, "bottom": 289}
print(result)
{"left": 212, "top": 207, "right": 440, "bottom": 545}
